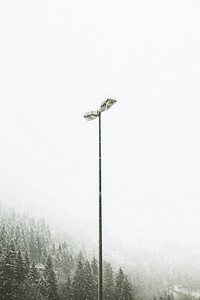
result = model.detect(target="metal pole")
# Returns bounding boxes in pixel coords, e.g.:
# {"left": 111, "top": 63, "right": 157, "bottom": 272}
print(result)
{"left": 98, "top": 112, "right": 103, "bottom": 300}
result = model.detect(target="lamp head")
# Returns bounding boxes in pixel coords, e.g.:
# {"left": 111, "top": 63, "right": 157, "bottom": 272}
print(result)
{"left": 99, "top": 98, "right": 117, "bottom": 112}
{"left": 84, "top": 110, "right": 100, "bottom": 121}
{"left": 84, "top": 98, "right": 117, "bottom": 121}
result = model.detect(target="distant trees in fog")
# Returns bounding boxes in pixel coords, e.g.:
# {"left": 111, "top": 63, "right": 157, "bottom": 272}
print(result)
{"left": 0, "top": 204, "right": 136, "bottom": 300}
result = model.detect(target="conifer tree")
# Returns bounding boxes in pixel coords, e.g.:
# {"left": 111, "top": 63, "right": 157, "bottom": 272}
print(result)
{"left": 0, "top": 247, "right": 4, "bottom": 269}
{"left": 45, "top": 254, "right": 59, "bottom": 300}
{"left": 55, "top": 243, "right": 63, "bottom": 270}
{"left": 0, "top": 250, "right": 5, "bottom": 298}
{"left": 0, "top": 224, "right": 7, "bottom": 249}
{"left": 51, "top": 243, "right": 56, "bottom": 256}
{"left": 121, "top": 275, "right": 134, "bottom": 300}
{"left": 103, "top": 262, "right": 115, "bottom": 300}
{"left": 0, "top": 240, "right": 18, "bottom": 300}
{"left": 24, "top": 250, "right": 31, "bottom": 276}
{"left": 30, "top": 262, "right": 39, "bottom": 283}
{"left": 15, "top": 250, "right": 27, "bottom": 299}
{"left": 29, "top": 228, "right": 38, "bottom": 262}
{"left": 36, "top": 232, "right": 43, "bottom": 261}
{"left": 16, "top": 250, "right": 26, "bottom": 284}
{"left": 21, "top": 275, "right": 43, "bottom": 300}
{"left": 91, "top": 257, "right": 98, "bottom": 299}
{"left": 65, "top": 275, "right": 73, "bottom": 300}
{"left": 115, "top": 267, "right": 125, "bottom": 300}
{"left": 39, "top": 275, "right": 48, "bottom": 299}
{"left": 84, "top": 260, "right": 96, "bottom": 300}
{"left": 91, "top": 256, "right": 98, "bottom": 278}
{"left": 15, "top": 225, "right": 22, "bottom": 251}
{"left": 72, "top": 253, "right": 85, "bottom": 300}
{"left": 61, "top": 242, "right": 74, "bottom": 275}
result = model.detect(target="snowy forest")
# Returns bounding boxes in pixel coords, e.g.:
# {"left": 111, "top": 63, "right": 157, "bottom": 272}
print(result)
{"left": 0, "top": 203, "right": 136, "bottom": 300}
{"left": 0, "top": 203, "right": 199, "bottom": 300}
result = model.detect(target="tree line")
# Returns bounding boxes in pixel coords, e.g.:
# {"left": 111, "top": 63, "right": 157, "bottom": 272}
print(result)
{"left": 0, "top": 204, "right": 136, "bottom": 299}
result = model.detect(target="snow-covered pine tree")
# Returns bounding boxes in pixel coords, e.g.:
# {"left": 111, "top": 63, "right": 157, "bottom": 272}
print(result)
{"left": 72, "top": 252, "right": 85, "bottom": 300}
{"left": 121, "top": 275, "right": 134, "bottom": 300}
{"left": 84, "top": 259, "right": 96, "bottom": 300}
{"left": 21, "top": 275, "right": 43, "bottom": 300}
{"left": 103, "top": 262, "right": 115, "bottom": 300}
{"left": 0, "top": 224, "right": 7, "bottom": 249}
{"left": 24, "top": 250, "right": 31, "bottom": 276}
{"left": 0, "top": 240, "right": 18, "bottom": 300}
{"left": 115, "top": 267, "right": 125, "bottom": 300}
{"left": 30, "top": 262, "right": 39, "bottom": 283}
{"left": 45, "top": 254, "right": 59, "bottom": 300}
{"left": 29, "top": 227, "right": 38, "bottom": 262}
{"left": 91, "top": 256, "right": 98, "bottom": 299}
{"left": 64, "top": 275, "right": 73, "bottom": 300}
{"left": 16, "top": 250, "right": 26, "bottom": 284}
{"left": 15, "top": 250, "right": 27, "bottom": 299}
{"left": 61, "top": 242, "right": 75, "bottom": 275}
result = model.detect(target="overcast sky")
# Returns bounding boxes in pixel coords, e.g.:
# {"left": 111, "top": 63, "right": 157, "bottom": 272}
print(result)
{"left": 0, "top": 0, "right": 200, "bottom": 250}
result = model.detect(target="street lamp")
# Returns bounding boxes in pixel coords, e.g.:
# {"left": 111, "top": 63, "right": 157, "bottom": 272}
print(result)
{"left": 84, "top": 98, "right": 117, "bottom": 300}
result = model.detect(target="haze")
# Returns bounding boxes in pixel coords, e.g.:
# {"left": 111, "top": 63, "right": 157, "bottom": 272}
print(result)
{"left": 0, "top": 0, "right": 200, "bottom": 252}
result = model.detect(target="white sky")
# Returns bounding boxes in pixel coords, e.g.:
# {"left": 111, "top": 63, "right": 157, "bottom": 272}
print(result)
{"left": 0, "top": 0, "right": 200, "bottom": 250}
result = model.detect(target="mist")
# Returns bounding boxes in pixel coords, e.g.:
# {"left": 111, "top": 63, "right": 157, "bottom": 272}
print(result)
{"left": 0, "top": 0, "right": 200, "bottom": 261}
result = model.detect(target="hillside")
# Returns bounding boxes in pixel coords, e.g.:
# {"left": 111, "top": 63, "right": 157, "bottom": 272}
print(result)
{"left": 1, "top": 203, "right": 199, "bottom": 300}
{"left": 0, "top": 203, "right": 136, "bottom": 300}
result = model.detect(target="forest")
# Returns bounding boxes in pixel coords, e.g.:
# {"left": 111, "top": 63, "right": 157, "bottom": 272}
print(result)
{"left": 0, "top": 203, "right": 137, "bottom": 300}
{"left": 0, "top": 203, "right": 198, "bottom": 300}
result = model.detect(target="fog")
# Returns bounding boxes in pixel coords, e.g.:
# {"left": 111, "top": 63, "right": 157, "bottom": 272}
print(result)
{"left": 0, "top": 0, "right": 200, "bottom": 254}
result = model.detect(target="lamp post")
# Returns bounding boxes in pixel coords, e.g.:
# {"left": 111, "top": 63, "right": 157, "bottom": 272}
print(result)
{"left": 84, "top": 98, "right": 117, "bottom": 300}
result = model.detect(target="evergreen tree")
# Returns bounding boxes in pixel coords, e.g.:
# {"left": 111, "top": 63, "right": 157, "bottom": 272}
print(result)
{"left": 72, "top": 253, "right": 85, "bottom": 300}
{"left": 29, "top": 228, "right": 38, "bottom": 262}
{"left": 24, "top": 250, "right": 31, "bottom": 277}
{"left": 55, "top": 243, "right": 63, "bottom": 270}
{"left": 0, "top": 224, "right": 7, "bottom": 249}
{"left": 0, "top": 250, "right": 5, "bottom": 298}
{"left": 30, "top": 262, "right": 39, "bottom": 283}
{"left": 15, "top": 250, "right": 26, "bottom": 299}
{"left": 91, "top": 256, "right": 98, "bottom": 278}
{"left": 51, "top": 243, "right": 56, "bottom": 256}
{"left": 84, "top": 260, "right": 96, "bottom": 300}
{"left": 15, "top": 225, "right": 22, "bottom": 251}
{"left": 45, "top": 254, "right": 59, "bottom": 300}
{"left": 103, "top": 262, "right": 115, "bottom": 300}
{"left": 121, "top": 275, "right": 134, "bottom": 300}
{"left": 36, "top": 232, "right": 43, "bottom": 261}
{"left": 16, "top": 250, "right": 26, "bottom": 284}
{"left": 61, "top": 243, "right": 74, "bottom": 275}
{"left": 21, "top": 274, "right": 43, "bottom": 300}
{"left": 0, "top": 240, "right": 18, "bottom": 300}
{"left": 39, "top": 275, "right": 48, "bottom": 300}
{"left": 20, "top": 228, "right": 28, "bottom": 255}
{"left": 64, "top": 275, "right": 73, "bottom": 300}
{"left": 115, "top": 267, "right": 125, "bottom": 300}
{"left": 91, "top": 257, "right": 98, "bottom": 300}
